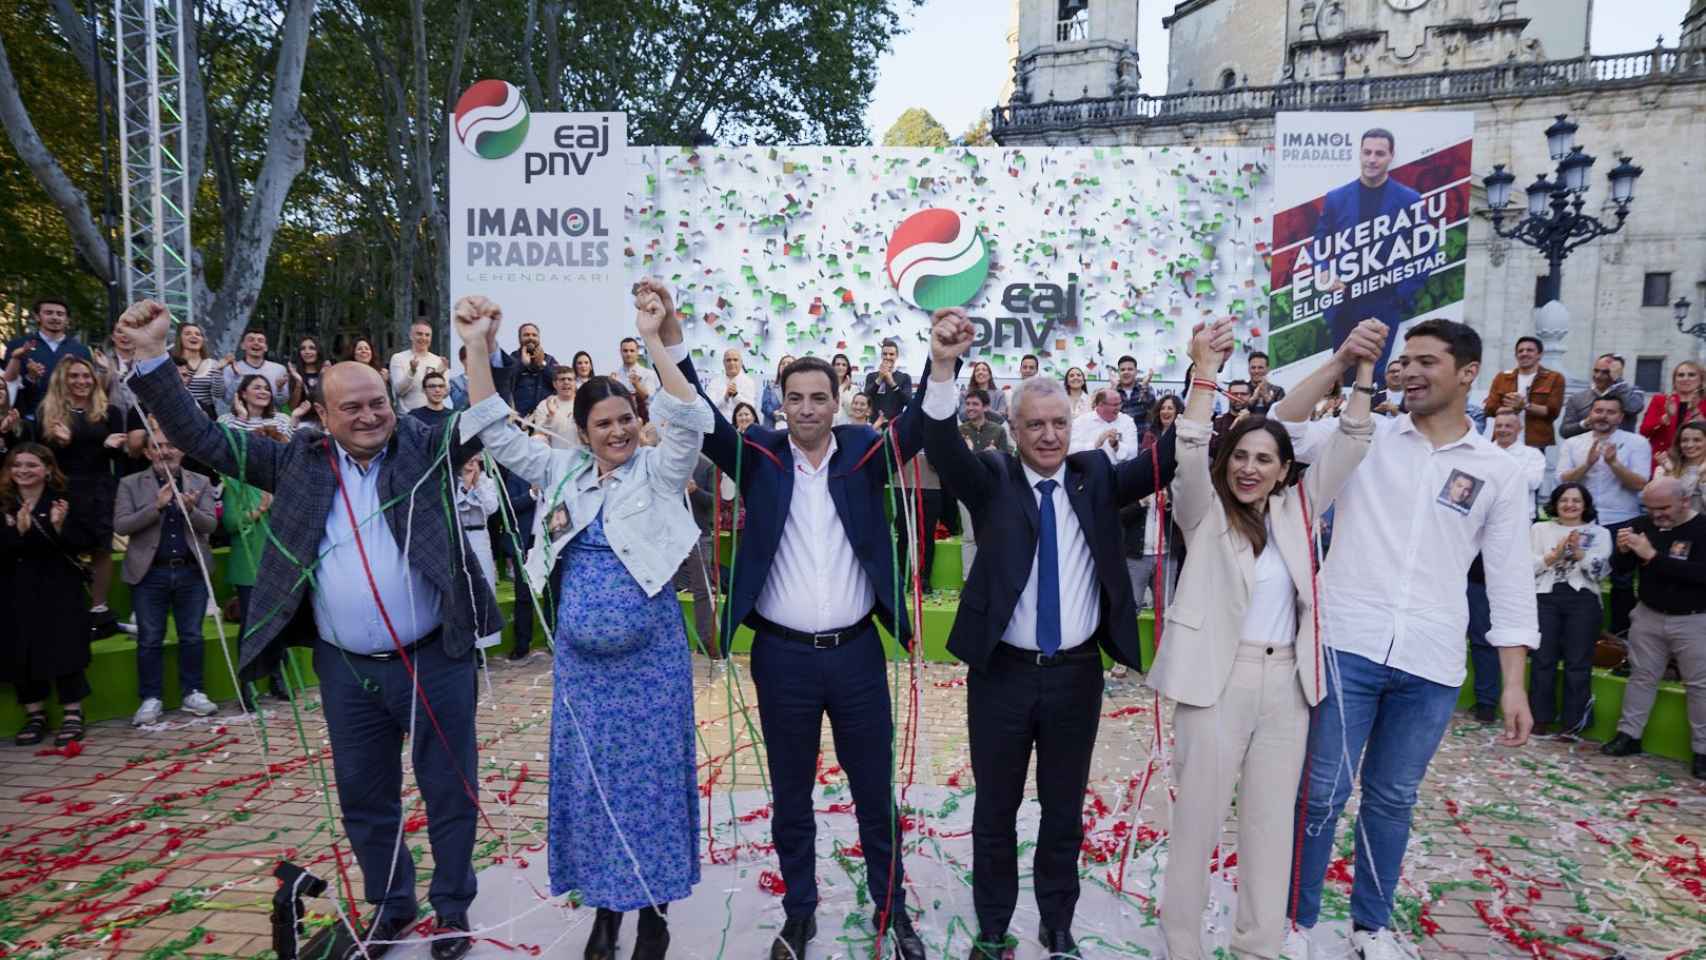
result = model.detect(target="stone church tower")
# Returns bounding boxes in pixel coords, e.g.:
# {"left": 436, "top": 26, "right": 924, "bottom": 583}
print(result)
{"left": 1007, "top": 0, "right": 1142, "bottom": 106}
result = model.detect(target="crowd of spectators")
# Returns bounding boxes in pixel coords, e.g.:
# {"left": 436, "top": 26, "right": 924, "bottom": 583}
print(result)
{"left": 2, "top": 299, "right": 1703, "bottom": 778}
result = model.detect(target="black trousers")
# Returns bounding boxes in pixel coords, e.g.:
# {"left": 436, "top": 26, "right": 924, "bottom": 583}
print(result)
{"left": 314, "top": 635, "right": 479, "bottom": 921}
{"left": 1532, "top": 583, "right": 1603, "bottom": 731}
{"left": 967, "top": 648, "right": 1104, "bottom": 936}
{"left": 509, "top": 511, "right": 537, "bottom": 654}
{"left": 748, "top": 624, "right": 903, "bottom": 921}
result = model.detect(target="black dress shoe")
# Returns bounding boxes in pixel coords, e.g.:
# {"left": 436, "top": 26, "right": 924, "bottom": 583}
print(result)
{"left": 1038, "top": 925, "right": 1080, "bottom": 958}
{"left": 1601, "top": 732, "right": 1642, "bottom": 757}
{"left": 1472, "top": 704, "right": 1497, "bottom": 724}
{"left": 1692, "top": 753, "right": 1705, "bottom": 781}
{"left": 328, "top": 913, "right": 414, "bottom": 960}
{"left": 585, "top": 908, "right": 622, "bottom": 960}
{"left": 507, "top": 646, "right": 533, "bottom": 662}
{"left": 769, "top": 914, "right": 816, "bottom": 960}
{"left": 431, "top": 915, "right": 472, "bottom": 960}
{"left": 967, "top": 933, "right": 1014, "bottom": 960}
{"left": 877, "top": 909, "right": 925, "bottom": 960}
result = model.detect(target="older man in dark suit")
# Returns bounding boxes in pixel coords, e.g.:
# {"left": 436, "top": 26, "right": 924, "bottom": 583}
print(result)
{"left": 119, "top": 299, "right": 509, "bottom": 960}
{"left": 922, "top": 308, "right": 1178, "bottom": 960}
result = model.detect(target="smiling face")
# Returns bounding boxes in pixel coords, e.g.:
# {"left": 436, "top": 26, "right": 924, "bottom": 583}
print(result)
{"left": 972, "top": 362, "right": 994, "bottom": 390}
{"left": 423, "top": 375, "right": 448, "bottom": 408}
{"left": 298, "top": 338, "right": 318, "bottom": 364}
{"left": 63, "top": 359, "right": 94, "bottom": 403}
{"left": 1360, "top": 133, "right": 1394, "bottom": 186}
{"left": 1093, "top": 389, "right": 1120, "bottom": 422}
{"left": 1514, "top": 339, "right": 1541, "bottom": 371}
{"left": 1394, "top": 334, "right": 1476, "bottom": 417}
{"left": 352, "top": 340, "right": 374, "bottom": 364}
{"left": 1674, "top": 362, "right": 1703, "bottom": 399}
{"left": 1156, "top": 396, "right": 1180, "bottom": 429}
{"left": 1247, "top": 355, "right": 1268, "bottom": 383}
{"left": 1065, "top": 368, "right": 1086, "bottom": 391}
{"left": 1449, "top": 475, "right": 1474, "bottom": 504}
{"left": 554, "top": 369, "right": 576, "bottom": 401}
{"left": 178, "top": 324, "right": 204, "bottom": 353}
{"left": 581, "top": 395, "right": 638, "bottom": 468}
{"left": 242, "top": 331, "right": 267, "bottom": 362}
{"left": 849, "top": 393, "right": 871, "bottom": 422}
{"left": 409, "top": 323, "right": 432, "bottom": 353}
{"left": 1555, "top": 486, "right": 1586, "bottom": 523}
{"left": 733, "top": 405, "right": 757, "bottom": 431}
{"left": 722, "top": 349, "right": 743, "bottom": 378}
{"left": 962, "top": 393, "right": 984, "bottom": 424}
{"left": 1588, "top": 397, "right": 1624, "bottom": 435}
{"left": 783, "top": 368, "right": 836, "bottom": 451}
{"left": 242, "top": 378, "right": 274, "bottom": 413}
{"left": 1013, "top": 390, "right": 1071, "bottom": 475}
{"left": 1591, "top": 355, "right": 1615, "bottom": 391}
{"left": 1020, "top": 356, "right": 1039, "bottom": 378}
{"left": 7, "top": 451, "right": 47, "bottom": 490}
{"left": 35, "top": 302, "right": 68, "bottom": 336}
{"left": 1678, "top": 424, "right": 1706, "bottom": 465}
{"left": 315, "top": 363, "right": 396, "bottom": 462}
{"left": 574, "top": 353, "right": 593, "bottom": 378}
{"left": 1225, "top": 429, "right": 1288, "bottom": 505}
{"left": 1491, "top": 410, "right": 1522, "bottom": 447}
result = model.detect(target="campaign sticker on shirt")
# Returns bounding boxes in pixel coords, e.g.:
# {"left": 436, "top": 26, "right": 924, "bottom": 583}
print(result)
{"left": 1436, "top": 469, "right": 1484, "bottom": 516}
{"left": 1669, "top": 540, "right": 1692, "bottom": 560}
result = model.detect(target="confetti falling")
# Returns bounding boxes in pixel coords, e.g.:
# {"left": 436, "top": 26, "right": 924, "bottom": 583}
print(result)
{"left": 2, "top": 657, "right": 1703, "bottom": 958}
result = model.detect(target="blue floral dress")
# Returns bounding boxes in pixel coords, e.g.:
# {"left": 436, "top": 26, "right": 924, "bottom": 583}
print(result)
{"left": 547, "top": 512, "right": 700, "bottom": 909}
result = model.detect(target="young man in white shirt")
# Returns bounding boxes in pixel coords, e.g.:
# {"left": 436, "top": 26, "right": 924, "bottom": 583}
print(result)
{"left": 616, "top": 335, "right": 660, "bottom": 399}
{"left": 1274, "top": 318, "right": 1539, "bottom": 960}
{"left": 1558, "top": 395, "right": 1653, "bottom": 636}
{"left": 388, "top": 320, "right": 448, "bottom": 412}
{"left": 1068, "top": 388, "right": 1139, "bottom": 463}
{"left": 219, "top": 328, "right": 290, "bottom": 412}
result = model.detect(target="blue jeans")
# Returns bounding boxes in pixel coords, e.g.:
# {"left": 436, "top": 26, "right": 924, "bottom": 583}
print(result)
{"left": 1466, "top": 579, "right": 1500, "bottom": 710}
{"left": 1290, "top": 649, "right": 1460, "bottom": 930}
{"left": 132, "top": 565, "right": 208, "bottom": 700}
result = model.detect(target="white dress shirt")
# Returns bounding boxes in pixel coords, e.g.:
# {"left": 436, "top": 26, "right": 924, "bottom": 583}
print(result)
{"left": 1286, "top": 414, "right": 1540, "bottom": 687}
{"left": 922, "top": 376, "right": 1099, "bottom": 651}
{"left": 753, "top": 433, "right": 877, "bottom": 632}
{"left": 388, "top": 349, "right": 448, "bottom": 412}
{"left": 708, "top": 371, "right": 759, "bottom": 420}
{"left": 1530, "top": 520, "right": 1612, "bottom": 595}
{"left": 1069, "top": 409, "right": 1139, "bottom": 463}
{"left": 620, "top": 362, "right": 662, "bottom": 397}
{"left": 1558, "top": 429, "right": 1652, "bottom": 525}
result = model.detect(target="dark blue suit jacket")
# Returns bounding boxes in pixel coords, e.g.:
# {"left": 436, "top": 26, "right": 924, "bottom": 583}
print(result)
{"left": 1313, "top": 176, "right": 1427, "bottom": 334}
{"left": 679, "top": 354, "right": 927, "bottom": 647}
{"left": 922, "top": 380, "right": 1177, "bottom": 671}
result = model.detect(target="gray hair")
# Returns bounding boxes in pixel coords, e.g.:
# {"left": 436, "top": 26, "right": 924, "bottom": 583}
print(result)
{"left": 1010, "top": 375, "right": 1068, "bottom": 424}
{"left": 1645, "top": 476, "right": 1686, "bottom": 501}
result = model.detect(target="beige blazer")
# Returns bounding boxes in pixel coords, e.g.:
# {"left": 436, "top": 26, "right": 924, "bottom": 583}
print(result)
{"left": 113, "top": 468, "right": 218, "bottom": 586}
{"left": 1147, "top": 414, "right": 1373, "bottom": 708}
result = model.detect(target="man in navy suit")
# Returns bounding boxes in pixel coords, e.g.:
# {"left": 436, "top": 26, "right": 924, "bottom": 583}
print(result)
{"left": 922, "top": 308, "right": 1178, "bottom": 960}
{"left": 1312, "top": 128, "right": 1427, "bottom": 381}
{"left": 637, "top": 281, "right": 927, "bottom": 960}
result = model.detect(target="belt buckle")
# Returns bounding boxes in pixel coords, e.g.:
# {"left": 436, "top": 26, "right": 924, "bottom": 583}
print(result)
{"left": 1035, "top": 651, "right": 1056, "bottom": 666}
{"left": 811, "top": 632, "right": 839, "bottom": 649}
{"left": 368, "top": 650, "right": 396, "bottom": 661}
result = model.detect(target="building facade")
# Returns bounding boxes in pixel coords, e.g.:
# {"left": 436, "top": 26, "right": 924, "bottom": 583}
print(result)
{"left": 995, "top": 0, "right": 1706, "bottom": 396}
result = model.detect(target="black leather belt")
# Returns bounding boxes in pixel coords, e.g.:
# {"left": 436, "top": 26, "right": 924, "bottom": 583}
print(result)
{"left": 462, "top": 524, "right": 487, "bottom": 531}
{"left": 153, "top": 556, "right": 197, "bottom": 568}
{"left": 994, "top": 642, "right": 1099, "bottom": 667}
{"left": 752, "top": 611, "right": 874, "bottom": 649}
{"left": 1646, "top": 606, "right": 1706, "bottom": 617}
{"left": 343, "top": 626, "right": 442, "bottom": 662}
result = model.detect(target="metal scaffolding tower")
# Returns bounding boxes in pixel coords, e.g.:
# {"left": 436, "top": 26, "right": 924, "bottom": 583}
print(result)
{"left": 114, "top": 0, "right": 193, "bottom": 324}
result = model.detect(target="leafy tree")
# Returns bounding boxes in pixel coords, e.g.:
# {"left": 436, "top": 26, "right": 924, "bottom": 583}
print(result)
{"left": 959, "top": 116, "right": 993, "bottom": 146}
{"left": 882, "top": 106, "right": 951, "bottom": 147}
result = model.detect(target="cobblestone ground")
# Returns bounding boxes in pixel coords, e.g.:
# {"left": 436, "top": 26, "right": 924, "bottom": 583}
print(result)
{"left": 1, "top": 655, "right": 1702, "bottom": 958}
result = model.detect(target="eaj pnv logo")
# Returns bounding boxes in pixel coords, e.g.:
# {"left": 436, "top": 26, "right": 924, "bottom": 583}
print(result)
{"left": 454, "top": 80, "right": 530, "bottom": 159}
{"left": 885, "top": 208, "right": 990, "bottom": 311}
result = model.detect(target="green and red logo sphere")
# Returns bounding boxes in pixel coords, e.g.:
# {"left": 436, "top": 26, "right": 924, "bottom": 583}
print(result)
{"left": 453, "top": 80, "right": 530, "bottom": 159}
{"left": 885, "top": 208, "right": 991, "bottom": 311}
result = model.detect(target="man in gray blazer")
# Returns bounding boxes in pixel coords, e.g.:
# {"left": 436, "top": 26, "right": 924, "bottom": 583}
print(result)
{"left": 115, "top": 430, "right": 219, "bottom": 726}
{"left": 119, "top": 300, "right": 509, "bottom": 960}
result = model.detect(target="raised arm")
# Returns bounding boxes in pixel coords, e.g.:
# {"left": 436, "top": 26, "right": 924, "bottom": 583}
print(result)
{"left": 1171, "top": 320, "right": 1236, "bottom": 529}
{"left": 633, "top": 280, "right": 715, "bottom": 494}
{"left": 924, "top": 310, "right": 1001, "bottom": 510}
{"left": 117, "top": 300, "right": 289, "bottom": 490}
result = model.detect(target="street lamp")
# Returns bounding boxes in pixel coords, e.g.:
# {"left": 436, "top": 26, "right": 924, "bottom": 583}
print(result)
{"left": 1677, "top": 297, "right": 1705, "bottom": 343}
{"left": 1482, "top": 113, "right": 1642, "bottom": 306}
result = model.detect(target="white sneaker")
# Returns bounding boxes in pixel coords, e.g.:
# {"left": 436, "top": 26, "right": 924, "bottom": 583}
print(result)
{"left": 1296, "top": 924, "right": 1352, "bottom": 960}
{"left": 132, "top": 698, "right": 164, "bottom": 726}
{"left": 116, "top": 619, "right": 138, "bottom": 636}
{"left": 1349, "top": 928, "right": 1416, "bottom": 960}
{"left": 180, "top": 690, "right": 218, "bottom": 717}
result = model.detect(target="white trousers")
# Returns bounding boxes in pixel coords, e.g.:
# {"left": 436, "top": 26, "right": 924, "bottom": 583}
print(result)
{"left": 1162, "top": 643, "right": 1310, "bottom": 960}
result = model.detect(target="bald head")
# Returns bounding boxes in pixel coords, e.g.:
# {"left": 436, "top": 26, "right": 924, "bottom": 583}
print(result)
{"left": 315, "top": 361, "right": 396, "bottom": 464}
{"left": 1642, "top": 476, "right": 1695, "bottom": 528}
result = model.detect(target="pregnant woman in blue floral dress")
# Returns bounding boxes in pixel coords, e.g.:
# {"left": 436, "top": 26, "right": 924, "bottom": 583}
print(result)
{"left": 457, "top": 285, "right": 711, "bottom": 960}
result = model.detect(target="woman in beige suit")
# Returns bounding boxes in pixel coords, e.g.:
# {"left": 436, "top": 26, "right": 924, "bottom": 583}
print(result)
{"left": 1153, "top": 318, "right": 1379, "bottom": 959}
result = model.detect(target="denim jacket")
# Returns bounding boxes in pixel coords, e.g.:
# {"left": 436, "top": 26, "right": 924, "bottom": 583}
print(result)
{"left": 459, "top": 387, "right": 713, "bottom": 597}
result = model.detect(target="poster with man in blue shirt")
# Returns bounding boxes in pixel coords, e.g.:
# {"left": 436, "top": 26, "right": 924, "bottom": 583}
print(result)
{"left": 1268, "top": 111, "right": 1474, "bottom": 388}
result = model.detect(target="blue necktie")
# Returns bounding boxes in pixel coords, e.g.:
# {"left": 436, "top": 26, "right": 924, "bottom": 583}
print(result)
{"left": 1035, "top": 479, "right": 1061, "bottom": 655}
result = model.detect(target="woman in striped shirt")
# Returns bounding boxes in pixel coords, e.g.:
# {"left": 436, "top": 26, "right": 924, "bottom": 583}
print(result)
{"left": 169, "top": 323, "right": 219, "bottom": 417}
{"left": 217, "top": 374, "right": 308, "bottom": 439}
